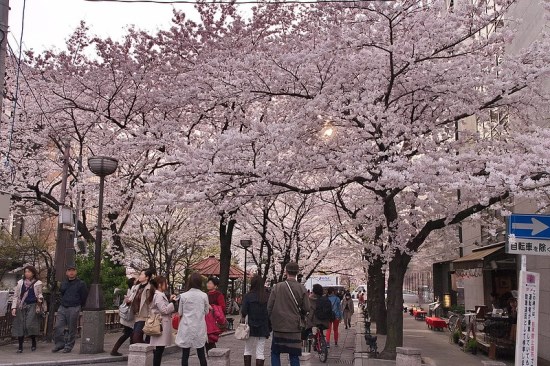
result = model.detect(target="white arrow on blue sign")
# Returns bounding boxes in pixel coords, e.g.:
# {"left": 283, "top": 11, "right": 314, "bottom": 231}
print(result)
{"left": 507, "top": 214, "right": 550, "bottom": 256}
{"left": 508, "top": 214, "right": 550, "bottom": 239}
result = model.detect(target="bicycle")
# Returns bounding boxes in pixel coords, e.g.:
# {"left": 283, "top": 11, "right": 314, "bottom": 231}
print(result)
{"left": 307, "top": 326, "right": 328, "bottom": 363}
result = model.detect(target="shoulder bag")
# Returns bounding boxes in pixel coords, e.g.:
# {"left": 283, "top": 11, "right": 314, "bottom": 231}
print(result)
{"left": 285, "top": 281, "right": 307, "bottom": 329}
{"left": 234, "top": 316, "right": 250, "bottom": 340}
{"left": 143, "top": 312, "right": 163, "bottom": 336}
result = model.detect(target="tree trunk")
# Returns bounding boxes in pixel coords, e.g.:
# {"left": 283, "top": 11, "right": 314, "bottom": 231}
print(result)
{"left": 380, "top": 251, "right": 411, "bottom": 359}
{"left": 218, "top": 215, "right": 236, "bottom": 297}
{"left": 368, "top": 257, "right": 387, "bottom": 335}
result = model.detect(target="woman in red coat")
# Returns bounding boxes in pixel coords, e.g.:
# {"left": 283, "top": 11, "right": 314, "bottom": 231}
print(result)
{"left": 206, "top": 276, "right": 225, "bottom": 351}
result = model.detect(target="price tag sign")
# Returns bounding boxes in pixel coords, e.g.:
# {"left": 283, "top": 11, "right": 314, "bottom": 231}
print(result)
{"left": 515, "top": 271, "right": 540, "bottom": 366}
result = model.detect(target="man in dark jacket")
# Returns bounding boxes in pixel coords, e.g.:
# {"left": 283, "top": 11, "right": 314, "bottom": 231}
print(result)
{"left": 268, "top": 262, "right": 310, "bottom": 366}
{"left": 52, "top": 265, "right": 88, "bottom": 353}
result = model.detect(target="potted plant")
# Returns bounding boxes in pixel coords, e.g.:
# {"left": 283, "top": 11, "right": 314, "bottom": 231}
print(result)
{"left": 453, "top": 330, "right": 460, "bottom": 344}
{"left": 466, "top": 338, "right": 478, "bottom": 354}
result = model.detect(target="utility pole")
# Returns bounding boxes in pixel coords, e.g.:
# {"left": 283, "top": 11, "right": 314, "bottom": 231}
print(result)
{"left": 47, "top": 141, "right": 72, "bottom": 341}
{"left": 0, "top": 0, "right": 9, "bottom": 116}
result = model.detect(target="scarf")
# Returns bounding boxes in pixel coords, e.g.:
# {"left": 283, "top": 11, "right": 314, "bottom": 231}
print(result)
{"left": 131, "top": 283, "right": 147, "bottom": 314}
{"left": 19, "top": 279, "right": 35, "bottom": 309}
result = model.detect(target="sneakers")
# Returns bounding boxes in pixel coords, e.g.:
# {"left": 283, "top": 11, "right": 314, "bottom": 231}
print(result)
{"left": 110, "top": 351, "right": 123, "bottom": 357}
{"left": 52, "top": 347, "right": 63, "bottom": 353}
{"left": 62, "top": 348, "right": 72, "bottom": 353}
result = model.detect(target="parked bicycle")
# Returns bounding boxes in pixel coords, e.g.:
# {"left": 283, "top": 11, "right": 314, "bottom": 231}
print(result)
{"left": 307, "top": 326, "right": 328, "bottom": 363}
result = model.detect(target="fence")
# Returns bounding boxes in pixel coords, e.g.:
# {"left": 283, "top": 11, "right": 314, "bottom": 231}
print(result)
{"left": 0, "top": 310, "right": 122, "bottom": 343}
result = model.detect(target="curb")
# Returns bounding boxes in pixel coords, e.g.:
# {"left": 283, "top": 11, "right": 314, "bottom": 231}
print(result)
{"left": 0, "top": 330, "right": 235, "bottom": 366}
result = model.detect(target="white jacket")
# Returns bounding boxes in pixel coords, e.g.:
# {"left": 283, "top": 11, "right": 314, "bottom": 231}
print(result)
{"left": 175, "top": 288, "right": 209, "bottom": 349}
{"left": 12, "top": 279, "right": 43, "bottom": 309}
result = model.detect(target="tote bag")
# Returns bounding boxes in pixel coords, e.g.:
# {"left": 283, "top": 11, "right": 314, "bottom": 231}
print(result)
{"left": 234, "top": 317, "right": 250, "bottom": 340}
{"left": 143, "top": 313, "right": 162, "bottom": 336}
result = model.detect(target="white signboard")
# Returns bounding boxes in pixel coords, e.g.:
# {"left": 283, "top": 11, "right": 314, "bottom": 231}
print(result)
{"left": 515, "top": 271, "right": 540, "bottom": 366}
{"left": 508, "top": 234, "right": 550, "bottom": 256}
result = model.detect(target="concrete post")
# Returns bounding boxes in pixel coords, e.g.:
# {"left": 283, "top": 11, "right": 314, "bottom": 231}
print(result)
{"left": 128, "top": 343, "right": 154, "bottom": 366}
{"left": 208, "top": 348, "right": 231, "bottom": 366}
{"left": 481, "top": 362, "right": 506, "bottom": 366}
{"left": 396, "top": 347, "right": 422, "bottom": 366}
{"left": 80, "top": 310, "right": 105, "bottom": 354}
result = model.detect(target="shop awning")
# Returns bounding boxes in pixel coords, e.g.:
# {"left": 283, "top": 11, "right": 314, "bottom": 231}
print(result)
{"left": 452, "top": 244, "right": 505, "bottom": 271}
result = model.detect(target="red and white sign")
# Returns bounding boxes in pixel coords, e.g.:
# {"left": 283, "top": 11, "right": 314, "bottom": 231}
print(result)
{"left": 515, "top": 271, "right": 540, "bottom": 366}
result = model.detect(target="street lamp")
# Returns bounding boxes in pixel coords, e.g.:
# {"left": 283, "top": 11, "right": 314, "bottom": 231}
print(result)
{"left": 81, "top": 156, "right": 117, "bottom": 355}
{"left": 85, "top": 156, "right": 118, "bottom": 310}
{"left": 241, "top": 239, "right": 252, "bottom": 296}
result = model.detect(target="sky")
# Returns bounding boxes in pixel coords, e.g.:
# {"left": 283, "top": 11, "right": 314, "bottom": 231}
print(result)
{"left": 9, "top": 0, "right": 201, "bottom": 54}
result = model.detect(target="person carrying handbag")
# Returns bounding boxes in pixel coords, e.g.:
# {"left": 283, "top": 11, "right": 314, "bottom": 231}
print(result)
{"left": 148, "top": 277, "right": 177, "bottom": 366}
{"left": 241, "top": 275, "right": 270, "bottom": 366}
{"left": 11, "top": 265, "right": 44, "bottom": 353}
{"left": 110, "top": 277, "right": 137, "bottom": 356}
{"left": 267, "top": 262, "right": 310, "bottom": 366}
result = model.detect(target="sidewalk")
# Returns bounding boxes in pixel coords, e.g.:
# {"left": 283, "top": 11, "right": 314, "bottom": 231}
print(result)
{"left": 108, "top": 324, "right": 357, "bottom": 366}
{"left": 354, "top": 312, "right": 514, "bottom": 366}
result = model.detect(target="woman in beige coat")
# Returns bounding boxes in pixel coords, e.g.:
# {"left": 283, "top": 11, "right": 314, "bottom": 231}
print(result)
{"left": 129, "top": 269, "right": 154, "bottom": 343}
{"left": 341, "top": 292, "right": 354, "bottom": 329}
{"left": 149, "top": 276, "right": 177, "bottom": 366}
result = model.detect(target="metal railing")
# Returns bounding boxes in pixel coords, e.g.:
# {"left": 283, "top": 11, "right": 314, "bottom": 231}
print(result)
{"left": 0, "top": 310, "right": 122, "bottom": 342}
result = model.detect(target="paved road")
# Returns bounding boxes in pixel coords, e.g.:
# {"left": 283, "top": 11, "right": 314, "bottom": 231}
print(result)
{"left": 108, "top": 325, "right": 356, "bottom": 366}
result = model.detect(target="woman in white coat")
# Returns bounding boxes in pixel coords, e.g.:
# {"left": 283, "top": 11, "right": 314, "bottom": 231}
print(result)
{"left": 149, "top": 276, "right": 177, "bottom": 366}
{"left": 175, "top": 273, "right": 210, "bottom": 366}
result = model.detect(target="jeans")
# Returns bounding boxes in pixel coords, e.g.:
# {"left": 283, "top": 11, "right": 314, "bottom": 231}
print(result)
{"left": 181, "top": 346, "right": 207, "bottom": 366}
{"left": 54, "top": 305, "right": 80, "bottom": 351}
{"left": 271, "top": 350, "right": 300, "bottom": 366}
{"left": 132, "top": 321, "right": 150, "bottom": 344}
{"left": 244, "top": 336, "right": 266, "bottom": 359}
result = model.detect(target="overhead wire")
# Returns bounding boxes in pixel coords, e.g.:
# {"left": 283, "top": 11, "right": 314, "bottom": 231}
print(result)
{"left": 5, "top": 0, "right": 26, "bottom": 168}
{"left": 84, "top": 0, "right": 383, "bottom": 4}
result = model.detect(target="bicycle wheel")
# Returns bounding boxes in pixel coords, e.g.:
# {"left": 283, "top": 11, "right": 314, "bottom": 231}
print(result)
{"left": 318, "top": 334, "right": 328, "bottom": 363}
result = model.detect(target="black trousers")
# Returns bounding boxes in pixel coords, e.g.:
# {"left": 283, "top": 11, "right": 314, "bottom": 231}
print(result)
{"left": 153, "top": 346, "right": 165, "bottom": 366}
{"left": 181, "top": 346, "right": 207, "bottom": 366}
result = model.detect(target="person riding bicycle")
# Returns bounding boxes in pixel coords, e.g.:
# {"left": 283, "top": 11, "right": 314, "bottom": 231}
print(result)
{"left": 306, "top": 284, "right": 331, "bottom": 345}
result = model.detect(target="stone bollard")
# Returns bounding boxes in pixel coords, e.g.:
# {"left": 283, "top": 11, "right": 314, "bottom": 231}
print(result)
{"left": 396, "top": 347, "right": 422, "bottom": 366}
{"left": 128, "top": 344, "right": 154, "bottom": 366}
{"left": 208, "top": 348, "right": 231, "bottom": 366}
{"left": 482, "top": 362, "right": 506, "bottom": 366}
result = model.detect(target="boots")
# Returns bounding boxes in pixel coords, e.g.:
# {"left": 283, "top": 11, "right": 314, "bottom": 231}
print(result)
{"left": 244, "top": 355, "right": 252, "bottom": 366}
{"left": 256, "top": 359, "right": 265, "bottom": 366}
{"left": 110, "top": 337, "right": 125, "bottom": 356}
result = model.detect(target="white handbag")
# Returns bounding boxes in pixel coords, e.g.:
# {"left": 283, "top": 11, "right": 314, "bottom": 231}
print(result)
{"left": 234, "top": 317, "right": 250, "bottom": 340}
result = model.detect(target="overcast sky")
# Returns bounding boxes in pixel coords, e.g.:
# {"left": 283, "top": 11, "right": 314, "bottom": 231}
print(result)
{"left": 9, "top": 0, "right": 201, "bottom": 54}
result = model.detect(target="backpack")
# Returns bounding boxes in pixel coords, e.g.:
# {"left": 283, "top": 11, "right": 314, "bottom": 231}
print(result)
{"left": 315, "top": 296, "right": 335, "bottom": 321}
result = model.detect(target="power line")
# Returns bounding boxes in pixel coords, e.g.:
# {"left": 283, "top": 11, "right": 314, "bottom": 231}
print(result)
{"left": 5, "top": 0, "right": 26, "bottom": 167}
{"left": 84, "top": 0, "right": 381, "bottom": 4}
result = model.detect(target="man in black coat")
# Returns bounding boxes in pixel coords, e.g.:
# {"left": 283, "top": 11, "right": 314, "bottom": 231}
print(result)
{"left": 52, "top": 265, "right": 88, "bottom": 353}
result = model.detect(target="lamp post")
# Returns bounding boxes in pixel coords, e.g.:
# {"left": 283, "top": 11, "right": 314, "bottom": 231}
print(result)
{"left": 241, "top": 239, "right": 252, "bottom": 296}
{"left": 81, "top": 156, "right": 117, "bottom": 354}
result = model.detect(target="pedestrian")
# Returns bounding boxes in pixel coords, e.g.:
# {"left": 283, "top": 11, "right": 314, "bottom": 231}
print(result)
{"left": 326, "top": 288, "right": 343, "bottom": 346}
{"left": 149, "top": 276, "right": 177, "bottom": 366}
{"left": 342, "top": 292, "right": 354, "bottom": 329}
{"left": 129, "top": 269, "right": 154, "bottom": 344}
{"left": 11, "top": 265, "right": 44, "bottom": 353}
{"left": 358, "top": 291, "right": 365, "bottom": 307}
{"left": 110, "top": 277, "right": 137, "bottom": 356}
{"left": 205, "top": 276, "right": 225, "bottom": 351}
{"left": 267, "top": 262, "right": 310, "bottom": 366}
{"left": 242, "top": 275, "right": 270, "bottom": 366}
{"left": 175, "top": 272, "right": 210, "bottom": 366}
{"left": 52, "top": 265, "right": 88, "bottom": 353}
{"left": 306, "top": 284, "right": 331, "bottom": 343}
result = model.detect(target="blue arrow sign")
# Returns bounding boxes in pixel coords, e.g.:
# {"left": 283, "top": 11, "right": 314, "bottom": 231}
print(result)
{"left": 508, "top": 214, "right": 550, "bottom": 240}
